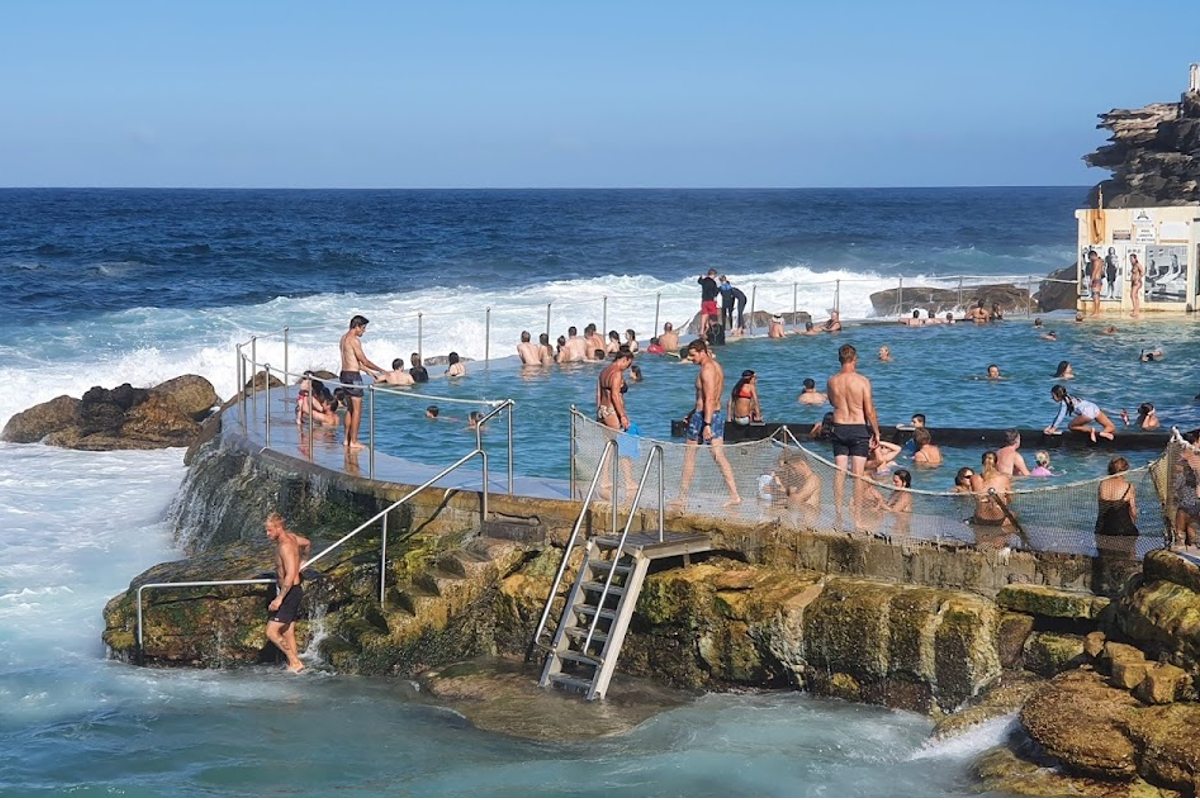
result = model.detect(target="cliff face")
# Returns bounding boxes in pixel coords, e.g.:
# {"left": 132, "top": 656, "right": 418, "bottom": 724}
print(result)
{"left": 1085, "top": 80, "right": 1200, "bottom": 208}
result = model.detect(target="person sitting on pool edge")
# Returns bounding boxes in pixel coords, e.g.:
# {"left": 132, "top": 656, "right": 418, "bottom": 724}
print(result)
{"left": 728, "top": 369, "right": 762, "bottom": 425}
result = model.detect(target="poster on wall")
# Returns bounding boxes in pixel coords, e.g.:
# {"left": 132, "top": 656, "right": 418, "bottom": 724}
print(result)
{"left": 1079, "top": 245, "right": 1124, "bottom": 300}
{"left": 1143, "top": 244, "right": 1188, "bottom": 302}
{"left": 1132, "top": 210, "right": 1156, "bottom": 244}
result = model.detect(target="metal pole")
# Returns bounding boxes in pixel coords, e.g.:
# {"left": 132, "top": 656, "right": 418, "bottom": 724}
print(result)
{"left": 653, "top": 292, "right": 661, "bottom": 340}
{"left": 506, "top": 402, "right": 513, "bottom": 495}
{"left": 957, "top": 277, "right": 964, "bottom": 312}
{"left": 379, "top": 514, "right": 388, "bottom": 606}
{"left": 368, "top": 385, "right": 376, "bottom": 479}
{"left": 611, "top": 441, "right": 619, "bottom": 534}
{"left": 236, "top": 344, "right": 245, "bottom": 432}
{"left": 307, "top": 384, "right": 314, "bottom": 461}
{"left": 480, "top": 451, "right": 489, "bottom": 520}
{"left": 896, "top": 277, "right": 904, "bottom": 317}
{"left": 545, "top": 302, "right": 551, "bottom": 339}
{"left": 657, "top": 446, "right": 664, "bottom": 542}
{"left": 835, "top": 280, "right": 841, "bottom": 314}
{"left": 264, "top": 364, "right": 272, "bottom": 447}
{"left": 602, "top": 295, "right": 608, "bottom": 337}
{"left": 793, "top": 282, "right": 798, "bottom": 328}
{"left": 1027, "top": 276, "right": 1034, "bottom": 316}
{"left": 749, "top": 285, "right": 757, "bottom": 336}
{"left": 417, "top": 313, "right": 423, "bottom": 364}
{"left": 484, "top": 307, "right": 491, "bottom": 368}
{"left": 250, "top": 336, "right": 258, "bottom": 427}
{"left": 569, "top": 405, "right": 577, "bottom": 499}
{"left": 283, "top": 326, "right": 290, "bottom": 404}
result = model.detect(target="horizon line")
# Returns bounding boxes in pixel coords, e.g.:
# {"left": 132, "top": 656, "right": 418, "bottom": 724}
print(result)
{"left": 0, "top": 184, "right": 1093, "bottom": 191}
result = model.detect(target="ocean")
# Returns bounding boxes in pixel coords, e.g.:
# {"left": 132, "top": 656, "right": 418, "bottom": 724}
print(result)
{"left": 0, "top": 187, "right": 1099, "bottom": 795}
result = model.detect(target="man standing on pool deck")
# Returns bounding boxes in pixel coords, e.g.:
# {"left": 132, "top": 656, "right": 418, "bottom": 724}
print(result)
{"left": 1089, "top": 250, "right": 1104, "bottom": 316}
{"left": 826, "top": 343, "right": 880, "bottom": 511}
{"left": 339, "top": 315, "right": 384, "bottom": 450}
{"left": 676, "top": 339, "right": 742, "bottom": 508}
{"left": 265, "top": 512, "right": 311, "bottom": 673}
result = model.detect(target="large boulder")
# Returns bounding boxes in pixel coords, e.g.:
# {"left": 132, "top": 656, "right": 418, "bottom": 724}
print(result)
{"left": 152, "top": 375, "right": 218, "bottom": 420}
{"left": 868, "top": 283, "right": 1030, "bottom": 317}
{"left": 1037, "top": 264, "right": 1079, "bottom": 312}
{"left": 120, "top": 393, "right": 202, "bottom": 446}
{"left": 0, "top": 395, "right": 80, "bottom": 443}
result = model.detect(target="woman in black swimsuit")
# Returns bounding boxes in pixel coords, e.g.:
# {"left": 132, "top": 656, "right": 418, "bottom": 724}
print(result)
{"left": 1095, "top": 456, "right": 1138, "bottom": 558}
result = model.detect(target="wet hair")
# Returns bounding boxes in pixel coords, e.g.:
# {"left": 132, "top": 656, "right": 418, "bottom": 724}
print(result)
{"left": 613, "top": 349, "right": 632, "bottom": 362}
{"left": 411, "top": 353, "right": 422, "bottom": 366}
{"left": 448, "top": 352, "right": 460, "bottom": 365}
{"left": 911, "top": 414, "right": 926, "bottom": 426}
{"left": 981, "top": 450, "right": 998, "bottom": 470}
{"left": 557, "top": 335, "right": 567, "bottom": 348}
{"left": 678, "top": 347, "right": 689, "bottom": 360}
{"left": 913, "top": 428, "right": 932, "bottom": 446}
{"left": 1004, "top": 429, "right": 1020, "bottom": 446}
{"left": 1108, "top": 456, "right": 1130, "bottom": 475}
{"left": 1183, "top": 429, "right": 1200, "bottom": 445}
{"left": 649, "top": 336, "right": 659, "bottom": 345}
{"left": 608, "top": 330, "right": 620, "bottom": 342}
{"left": 987, "top": 364, "right": 999, "bottom": 374}
{"left": 838, "top": 344, "right": 857, "bottom": 364}
{"left": 1138, "top": 402, "right": 1155, "bottom": 419}
{"left": 426, "top": 405, "right": 439, "bottom": 418}
{"left": 664, "top": 322, "right": 673, "bottom": 331}
{"left": 803, "top": 377, "right": 815, "bottom": 390}
{"left": 1054, "top": 361, "right": 1071, "bottom": 377}
{"left": 468, "top": 411, "right": 482, "bottom": 424}
{"left": 392, "top": 358, "right": 404, "bottom": 370}
{"left": 817, "top": 412, "right": 836, "bottom": 438}
{"left": 893, "top": 469, "right": 912, "bottom": 489}
{"left": 1035, "top": 450, "right": 1050, "bottom": 466}
{"left": 687, "top": 338, "right": 709, "bottom": 354}
{"left": 568, "top": 326, "right": 578, "bottom": 336}
{"left": 731, "top": 372, "right": 753, "bottom": 399}
{"left": 626, "top": 329, "right": 636, "bottom": 340}
{"left": 955, "top": 467, "right": 974, "bottom": 486}
{"left": 1033, "top": 318, "right": 1043, "bottom": 327}
{"left": 520, "top": 331, "right": 531, "bottom": 342}
{"left": 631, "top": 365, "right": 643, "bottom": 381}
{"left": 912, "top": 309, "right": 920, "bottom": 318}
{"left": 349, "top": 314, "right": 369, "bottom": 329}
{"left": 805, "top": 322, "right": 814, "bottom": 331}
{"left": 585, "top": 323, "right": 596, "bottom": 335}
{"left": 539, "top": 332, "right": 550, "bottom": 346}
{"left": 593, "top": 349, "right": 605, "bottom": 360}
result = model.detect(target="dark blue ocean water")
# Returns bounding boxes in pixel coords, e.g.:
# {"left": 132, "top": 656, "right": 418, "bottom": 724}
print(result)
{"left": 0, "top": 187, "right": 1085, "bottom": 320}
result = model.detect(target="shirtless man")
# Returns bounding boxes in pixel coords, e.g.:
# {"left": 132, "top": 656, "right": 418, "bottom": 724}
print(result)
{"left": 264, "top": 512, "right": 311, "bottom": 673}
{"left": 797, "top": 377, "right": 827, "bottom": 406}
{"left": 584, "top": 324, "right": 606, "bottom": 360}
{"left": 822, "top": 310, "right": 842, "bottom": 333}
{"left": 970, "top": 302, "right": 989, "bottom": 324}
{"left": 675, "top": 338, "right": 742, "bottom": 508}
{"left": 826, "top": 343, "right": 880, "bottom": 511}
{"left": 996, "top": 429, "right": 1031, "bottom": 476}
{"left": 377, "top": 358, "right": 415, "bottom": 387}
{"left": 562, "top": 327, "right": 588, "bottom": 363}
{"left": 517, "top": 331, "right": 541, "bottom": 366}
{"left": 659, "top": 322, "right": 679, "bottom": 353}
{"left": 1089, "top": 250, "right": 1104, "bottom": 316}
{"left": 339, "top": 315, "right": 384, "bottom": 450}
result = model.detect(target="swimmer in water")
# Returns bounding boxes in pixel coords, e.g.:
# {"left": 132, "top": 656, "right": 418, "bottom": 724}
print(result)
{"left": 1041, "top": 330, "right": 1058, "bottom": 341}
{"left": 911, "top": 427, "right": 942, "bottom": 467}
{"left": 797, "top": 377, "right": 828, "bottom": 406}
{"left": 1100, "top": 325, "right": 1118, "bottom": 335}
{"left": 802, "top": 321, "right": 822, "bottom": 336}
{"left": 878, "top": 345, "right": 892, "bottom": 362}
{"left": 952, "top": 466, "right": 975, "bottom": 494}
{"left": 985, "top": 364, "right": 1003, "bottom": 380}
{"left": 1033, "top": 318, "right": 1043, "bottom": 329}
{"left": 1045, "top": 384, "right": 1116, "bottom": 442}
{"left": 1053, "top": 360, "right": 1074, "bottom": 379}
{"left": 768, "top": 315, "right": 786, "bottom": 339}
{"left": 1121, "top": 402, "right": 1160, "bottom": 430}
{"left": 446, "top": 351, "right": 466, "bottom": 378}
{"left": 1139, "top": 347, "right": 1164, "bottom": 362}
{"left": 885, "top": 469, "right": 913, "bottom": 513}
{"left": 1030, "top": 450, "right": 1053, "bottom": 477}
{"left": 969, "top": 450, "right": 1016, "bottom": 532}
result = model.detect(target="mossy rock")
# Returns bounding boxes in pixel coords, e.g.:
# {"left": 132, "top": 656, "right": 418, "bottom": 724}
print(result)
{"left": 1116, "top": 580, "right": 1200, "bottom": 668}
{"left": 998, "top": 584, "right": 1110, "bottom": 620}
{"left": 1024, "top": 632, "right": 1087, "bottom": 677}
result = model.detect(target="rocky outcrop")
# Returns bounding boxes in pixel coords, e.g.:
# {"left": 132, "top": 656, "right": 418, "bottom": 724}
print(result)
{"left": 1036, "top": 264, "right": 1079, "bottom": 313}
{"left": 1084, "top": 81, "right": 1200, "bottom": 208}
{"left": 683, "top": 309, "right": 811, "bottom": 336}
{"left": 868, "top": 283, "right": 1030, "bottom": 317}
{"left": 2, "top": 374, "right": 218, "bottom": 450}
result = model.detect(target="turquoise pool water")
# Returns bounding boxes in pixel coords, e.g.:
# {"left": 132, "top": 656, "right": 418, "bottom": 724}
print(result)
{"left": 356, "top": 314, "right": 1198, "bottom": 490}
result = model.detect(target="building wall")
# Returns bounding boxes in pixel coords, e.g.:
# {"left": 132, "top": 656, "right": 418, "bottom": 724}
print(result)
{"left": 1075, "top": 206, "right": 1200, "bottom": 312}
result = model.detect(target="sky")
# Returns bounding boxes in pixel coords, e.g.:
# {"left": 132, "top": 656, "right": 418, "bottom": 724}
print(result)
{"left": 1, "top": 0, "right": 1197, "bottom": 188}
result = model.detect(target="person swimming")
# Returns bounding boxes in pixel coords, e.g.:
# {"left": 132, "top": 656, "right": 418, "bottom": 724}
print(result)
{"left": 878, "top": 345, "right": 892, "bottom": 362}
{"left": 1121, "top": 402, "right": 1159, "bottom": 430}
{"left": 1030, "top": 450, "right": 1054, "bottom": 477}
{"left": 1053, "top": 360, "right": 1073, "bottom": 379}
{"left": 886, "top": 469, "right": 913, "bottom": 513}
{"left": 1140, "top": 347, "right": 1165, "bottom": 362}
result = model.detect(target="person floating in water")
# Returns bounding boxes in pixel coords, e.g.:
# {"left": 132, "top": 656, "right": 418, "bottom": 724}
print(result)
{"left": 797, "top": 377, "right": 827, "bottom": 406}
{"left": 264, "top": 512, "right": 311, "bottom": 673}
{"left": 339, "top": 315, "right": 384, "bottom": 450}
{"left": 985, "top": 364, "right": 1003, "bottom": 380}
{"left": 1139, "top": 347, "right": 1164, "bottom": 363}
{"left": 878, "top": 346, "right": 892, "bottom": 362}
{"left": 1045, "top": 384, "right": 1116, "bottom": 442}
{"left": 1053, "top": 360, "right": 1073, "bottom": 379}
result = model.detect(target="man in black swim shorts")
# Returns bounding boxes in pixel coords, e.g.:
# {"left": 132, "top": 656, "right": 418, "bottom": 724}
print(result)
{"left": 338, "top": 315, "right": 384, "bottom": 451}
{"left": 265, "top": 513, "right": 311, "bottom": 673}
{"left": 826, "top": 343, "right": 880, "bottom": 511}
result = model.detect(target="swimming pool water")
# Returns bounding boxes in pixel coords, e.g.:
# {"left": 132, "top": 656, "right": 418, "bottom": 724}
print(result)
{"left": 336, "top": 314, "right": 1199, "bottom": 488}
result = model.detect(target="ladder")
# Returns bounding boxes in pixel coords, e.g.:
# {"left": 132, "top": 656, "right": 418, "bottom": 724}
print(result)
{"left": 531, "top": 439, "right": 711, "bottom": 700}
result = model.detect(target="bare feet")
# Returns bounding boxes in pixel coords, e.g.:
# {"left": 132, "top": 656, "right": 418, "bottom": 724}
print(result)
{"left": 723, "top": 496, "right": 744, "bottom": 508}
{"left": 1099, "top": 431, "right": 1115, "bottom": 441}
{"left": 344, "top": 440, "right": 365, "bottom": 450}
{"left": 1088, "top": 430, "right": 1097, "bottom": 444}
{"left": 287, "top": 662, "right": 305, "bottom": 674}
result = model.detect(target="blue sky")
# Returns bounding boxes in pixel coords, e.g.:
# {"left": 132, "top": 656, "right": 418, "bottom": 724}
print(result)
{"left": 1, "top": 0, "right": 1196, "bottom": 188}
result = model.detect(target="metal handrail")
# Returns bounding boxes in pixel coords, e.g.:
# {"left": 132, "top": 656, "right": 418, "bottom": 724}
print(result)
{"left": 135, "top": 444, "right": 494, "bottom": 655}
{"left": 581, "top": 443, "right": 664, "bottom": 654}
{"left": 530, "top": 439, "right": 617, "bottom": 650}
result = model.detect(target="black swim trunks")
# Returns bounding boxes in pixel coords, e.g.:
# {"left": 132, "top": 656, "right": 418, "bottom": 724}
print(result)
{"left": 831, "top": 423, "right": 871, "bottom": 459}
{"left": 268, "top": 585, "right": 304, "bottom": 624}
{"left": 339, "top": 370, "right": 364, "bottom": 398}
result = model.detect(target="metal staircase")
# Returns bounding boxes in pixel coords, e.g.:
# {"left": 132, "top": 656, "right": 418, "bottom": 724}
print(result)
{"left": 531, "top": 439, "right": 711, "bottom": 700}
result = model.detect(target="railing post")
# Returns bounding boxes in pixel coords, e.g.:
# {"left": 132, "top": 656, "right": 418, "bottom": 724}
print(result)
{"left": 250, "top": 336, "right": 258, "bottom": 427}
{"left": 611, "top": 440, "right": 619, "bottom": 534}
{"left": 236, "top": 344, "right": 245, "bottom": 433}
{"left": 653, "top": 292, "right": 661, "bottom": 341}
{"left": 602, "top": 295, "right": 608, "bottom": 337}
{"left": 264, "top": 363, "right": 272, "bottom": 447}
{"left": 417, "top": 313, "right": 423, "bottom": 364}
{"left": 545, "top": 302, "right": 551, "bottom": 340}
{"left": 835, "top": 279, "right": 841, "bottom": 314}
{"left": 792, "top": 282, "right": 798, "bottom": 328}
{"left": 368, "top": 384, "right": 376, "bottom": 479}
{"left": 569, "top": 405, "right": 577, "bottom": 500}
{"left": 957, "top": 277, "right": 964, "bottom": 312}
{"left": 307, "top": 384, "right": 314, "bottom": 460}
{"left": 896, "top": 277, "right": 904, "bottom": 316}
{"left": 506, "top": 402, "right": 514, "bottom": 495}
{"left": 749, "top": 285, "right": 757, "bottom": 336}
{"left": 379, "top": 513, "right": 389, "bottom": 607}
{"left": 480, "top": 450, "right": 489, "bottom": 520}
{"left": 484, "top": 306, "right": 491, "bottom": 368}
{"left": 657, "top": 446, "right": 664, "bottom": 542}
{"left": 282, "top": 326, "right": 290, "bottom": 405}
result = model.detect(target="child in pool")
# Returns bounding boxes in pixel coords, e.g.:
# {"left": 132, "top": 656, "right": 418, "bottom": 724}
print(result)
{"left": 1030, "top": 450, "right": 1054, "bottom": 477}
